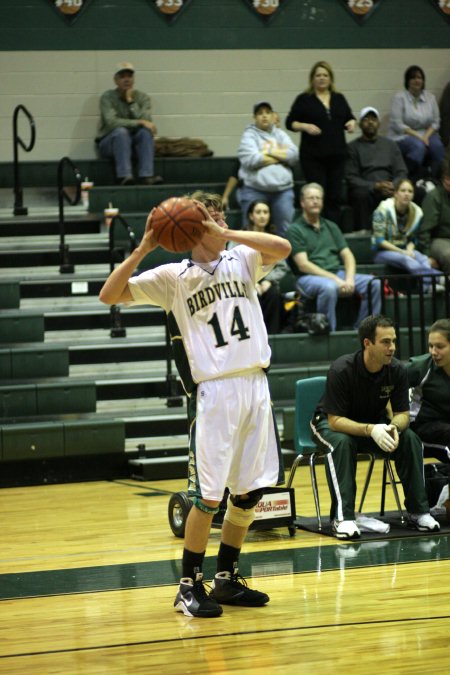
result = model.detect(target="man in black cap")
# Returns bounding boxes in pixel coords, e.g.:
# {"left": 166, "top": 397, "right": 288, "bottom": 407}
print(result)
{"left": 346, "top": 107, "right": 407, "bottom": 230}
{"left": 238, "top": 101, "right": 298, "bottom": 236}
{"left": 96, "top": 62, "right": 163, "bottom": 186}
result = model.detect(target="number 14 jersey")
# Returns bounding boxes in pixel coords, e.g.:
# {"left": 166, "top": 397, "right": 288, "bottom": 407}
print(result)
{"left": 128, "top": 246, "right": 273, "bottom": 391}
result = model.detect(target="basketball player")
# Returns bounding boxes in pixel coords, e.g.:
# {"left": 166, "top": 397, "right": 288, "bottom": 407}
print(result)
{"left": 99, "top": 191, "right": 292, "bottom": 618}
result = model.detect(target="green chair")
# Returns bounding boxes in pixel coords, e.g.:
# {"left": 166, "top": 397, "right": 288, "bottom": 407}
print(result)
{"left": 286, "top": 376, "right": 404, "bottom": 530}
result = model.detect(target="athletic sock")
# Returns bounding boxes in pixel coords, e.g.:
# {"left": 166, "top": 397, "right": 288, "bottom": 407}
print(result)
{"left": 182, "top": 548, "right": 205, "bottom": 580}
{"left": 217, "top": 542, "right": 240, "bottom": 575}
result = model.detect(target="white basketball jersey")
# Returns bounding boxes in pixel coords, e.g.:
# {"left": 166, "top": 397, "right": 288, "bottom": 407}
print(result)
{"left": 128, "top": 246, "right": 273, "bottom": 388}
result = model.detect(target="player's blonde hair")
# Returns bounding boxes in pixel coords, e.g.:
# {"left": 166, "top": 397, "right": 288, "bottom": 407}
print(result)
{"left": 187, "top": 190, "right": 222, "bottom": 211}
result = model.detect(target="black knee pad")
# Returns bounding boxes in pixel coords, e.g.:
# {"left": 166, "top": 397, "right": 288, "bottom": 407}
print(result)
{"left": 230, "top": 489, "right": 264, "bottom": 510}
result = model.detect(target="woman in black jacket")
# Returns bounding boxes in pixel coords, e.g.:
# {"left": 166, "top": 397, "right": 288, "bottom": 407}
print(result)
{"left": 286, "top": 61, "right": 355, "bottom": 224}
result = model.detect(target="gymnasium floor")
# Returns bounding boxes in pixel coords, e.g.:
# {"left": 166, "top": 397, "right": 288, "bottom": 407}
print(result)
{"left": 1, "top": 467, "right": 449, "bottom": 674}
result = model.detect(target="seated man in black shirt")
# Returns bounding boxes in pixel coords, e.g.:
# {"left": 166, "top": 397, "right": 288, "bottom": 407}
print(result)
{"left": 311, "top": 314, "right": 440, "bottom": 539}
{"left": 346, "top": 107, "right": 408, "bottom": 230}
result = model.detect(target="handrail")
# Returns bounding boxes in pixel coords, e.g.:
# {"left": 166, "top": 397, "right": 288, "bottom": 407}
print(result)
{"left": 108, "top": 214, "right": 137, "bottom": 338}
{"left": 13, "top": 104, "right": 36, "bottom": 216}
{"left": 368, "top": 273, "right": 449, "bottom": 360}
{"left": 57, "top": 156, "right": 81, "bottom": 274}
{"left": 106, "top": 216, "right": 183, "bottom": 407}
{"left": 108, "top": 214, "right": 137, "bottom": 274}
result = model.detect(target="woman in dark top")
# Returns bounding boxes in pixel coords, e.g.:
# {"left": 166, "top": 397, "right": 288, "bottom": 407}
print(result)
{"left": 286, "top": 60, "right": 355, "bottom": 224}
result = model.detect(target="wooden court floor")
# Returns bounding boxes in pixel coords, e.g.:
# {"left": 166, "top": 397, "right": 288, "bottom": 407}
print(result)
{"left": 1, "top": 463, "right": 449, "bottom": 674}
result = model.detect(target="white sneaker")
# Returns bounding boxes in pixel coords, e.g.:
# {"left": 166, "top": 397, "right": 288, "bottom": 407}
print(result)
{"left": 409, "top": 513, "right": 440, "bottom": 532}
{"left": 356, "top": 514, "right": 390, "bottom": 534}
{"left": 332, "top": 519, "right": 361, "bottom": 539}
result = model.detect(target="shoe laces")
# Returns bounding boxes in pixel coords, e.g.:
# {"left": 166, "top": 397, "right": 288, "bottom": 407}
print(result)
{"left": 229, "top": 571, "right": 249, "bottom": 589}
{"left": 192, "top": 578, "right": 211, "bottom": 602}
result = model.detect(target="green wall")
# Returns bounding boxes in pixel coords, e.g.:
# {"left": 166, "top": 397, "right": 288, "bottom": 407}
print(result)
{"left": 1, "top": 0, "right": 449, "bottom": 51}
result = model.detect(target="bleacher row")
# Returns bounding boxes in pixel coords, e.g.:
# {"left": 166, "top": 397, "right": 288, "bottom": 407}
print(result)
{"left": 0, "top": 156, "right": 447, "bottom": 487}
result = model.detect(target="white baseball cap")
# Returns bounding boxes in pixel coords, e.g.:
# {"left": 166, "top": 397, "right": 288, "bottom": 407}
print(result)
{"left": 359, "top": 106, "right": 379, "bottom": 121}
{"left": 115, "top": 62, "right": 135, "bottom": 76}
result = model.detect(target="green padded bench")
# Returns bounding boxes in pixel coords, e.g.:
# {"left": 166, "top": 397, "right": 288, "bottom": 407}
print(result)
{"left": 0, "top": 282, "right": 20, "bottom": 309}
{"left": 0, "top": 380, "right": 96, "bottom": 417}
{"left": 0, "top": 311, "right": 44, "bottom": 343}
{"left": 0, "top": 418, "right": 125, "bottom": 461}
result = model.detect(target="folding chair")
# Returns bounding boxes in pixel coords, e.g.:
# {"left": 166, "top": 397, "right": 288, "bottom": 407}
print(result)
{"left": 286, "top": 376, "right": 405, "bottom": 530}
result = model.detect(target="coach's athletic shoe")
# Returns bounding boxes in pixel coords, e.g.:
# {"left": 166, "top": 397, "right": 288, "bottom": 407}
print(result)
{"left": 210, "top": 569, "right": 269, "bottom": 607}
{"left": 331, "top": 519, "right": 361, "bottom": 540}
{"left": 408, "top": 513, "right": 440, "bottom": 532}
{"left": 174, "top": 573, "right": 223, "bottom": 618}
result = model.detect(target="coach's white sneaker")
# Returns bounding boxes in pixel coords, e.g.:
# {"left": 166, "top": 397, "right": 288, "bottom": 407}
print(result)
{"left": 331, "top": 519, "right": 361, "bottom": 540}
{"left": 356, "top": 514, "right": 390, "bottom": 534}
{"left": 409, "top": 513, "right": 440, "bottom": 532}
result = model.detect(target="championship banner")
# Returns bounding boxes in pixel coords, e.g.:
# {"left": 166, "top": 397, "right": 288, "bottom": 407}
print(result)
{"left": 50, "top": 0, "right": 92, "bottom": 24}
{"left": 243, "top": 0, "right": 292, "bottom": 23}
{"left": 429, "top": 0, "right": 450, "bottom": 22}
{"left": 150, "top": 0, "right": 192, "bottom": 23}
{"left": 340, "top": 0, "right": 383, "bottom": 24}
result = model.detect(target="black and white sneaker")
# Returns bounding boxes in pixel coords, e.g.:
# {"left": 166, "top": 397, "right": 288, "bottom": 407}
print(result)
{"left": 210, "top": 569, "right": 269, "bottom": 607}
{"left": 174, "top": 573, "right": 223, "bottom": 618}
{"left": 408, "top": 513, "right": 440, "bottom": 532}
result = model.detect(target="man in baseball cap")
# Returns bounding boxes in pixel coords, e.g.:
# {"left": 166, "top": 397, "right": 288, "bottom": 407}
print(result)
{"left": 114, "top": 62, "right": 135, "bottom": 76}
{"left": 96, "top": 62, "right": 163, "bottom": 185}
{"left": 346, "top": 105, "right": 407, "bottom": 229}
{"left": 253, "top": 101, "right": 273, "bottom": 115}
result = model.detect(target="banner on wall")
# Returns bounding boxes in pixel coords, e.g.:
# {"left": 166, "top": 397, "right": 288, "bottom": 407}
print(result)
{"left": 243, "top": 0, "right": 292, "bottom": 23}
{"left": 150, "top": 0, "right": 193, "bottom": 23}
{"left": 340, "top": 0, "right": 383, "bottom": 24}
{"left": 50, "top": 0, "right": 92, "bottom": 24}
{"left": 429, "top": 0, "right": 450, "bottom": 22}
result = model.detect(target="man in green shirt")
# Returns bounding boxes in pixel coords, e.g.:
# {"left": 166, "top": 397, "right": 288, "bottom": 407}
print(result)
{"left": 286, "top": 183, "right": 381, "bottom": 331}
{"left": 418, "top": 161, "right": 450, "bottom": 274}
{"left": 96, "top": 62, "right": 163, "bottom": 186}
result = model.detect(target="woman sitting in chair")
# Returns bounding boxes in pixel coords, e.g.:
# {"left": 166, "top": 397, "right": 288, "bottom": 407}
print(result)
{"left": 407, "top": 318, "right": 450, "bottom": 463}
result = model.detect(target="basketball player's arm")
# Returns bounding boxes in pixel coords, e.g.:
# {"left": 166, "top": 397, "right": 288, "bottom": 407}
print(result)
{"left": 227, "top": 229, "right": 292, "bottom": 265}
{"left": 99, "top": 215, "right": 158, "bottom": 305}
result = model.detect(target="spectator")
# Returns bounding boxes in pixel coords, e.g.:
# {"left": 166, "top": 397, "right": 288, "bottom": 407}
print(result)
{"left": 222, "top": 114, "right": 282, "bottom": 212}
{"left": 286, "top": 60, "right": 356, "bottom": 224}
{"left": 221, "top": 159, "right": 241, "bottom": 211}
{"left": 232, "top": 200, "right": 293, "bottom": 334}
{"left": 238, "top": 101, "right": 298, "bottom": 236}
{"left": 387, "top": 65, "right": 445, "bottom": 182}
{"left": 286, "top": 183, "right": 381, "bottom": 332}
{"left": 372, "top": 178, "right": 443, "bottom": 292}
{"left": 407, "top": 318, "right": 450, "bottom": 463}
{"left": 310, "top": 314, "right": 440, "bottom": 539}
{"left": 346, "top": 107, "right": 408, "bottom": 230}
{"left": 439, "top": 80, "right": 450, "bottom": 149}
{"left": 417, "top": 159, "right": 450, "bottom": 274}
{"left": 96, "top": 62, "right": 163, "bottom": 186}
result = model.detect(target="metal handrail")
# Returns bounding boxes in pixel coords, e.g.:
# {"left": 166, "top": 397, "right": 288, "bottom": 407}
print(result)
{"left": 368, "top": 273, "right": 449, "bottom": 359}
{"left": 57, "top": 156, "right": 81, "bottom": 273}
{"left": 108, "top": 214, "right": 137, "bottom": 338}
{"left": 107, "top": 216, "right": 183, "bottom": 406}
{"left": 13, "top": 105, "right": 36, "bottom": 216}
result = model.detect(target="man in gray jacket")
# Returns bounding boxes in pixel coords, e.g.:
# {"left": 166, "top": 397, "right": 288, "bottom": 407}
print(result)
{"left": 238, "top": 101, "right": 298, "bottom": 236}
{"left": 96, "top": 62, "right": 163, "bottom": 186}
{"left": 346, "top": 107, "right": 407, "bottom": 230}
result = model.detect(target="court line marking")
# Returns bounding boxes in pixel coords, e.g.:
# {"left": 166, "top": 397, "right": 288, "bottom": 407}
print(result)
{"left": 1, "top": 613, "right": 449, "bottom": 660}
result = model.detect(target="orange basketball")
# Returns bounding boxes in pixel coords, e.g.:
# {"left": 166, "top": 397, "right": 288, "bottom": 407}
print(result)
{"left": 149, "top": 197, "right": 206, "bottom": 253}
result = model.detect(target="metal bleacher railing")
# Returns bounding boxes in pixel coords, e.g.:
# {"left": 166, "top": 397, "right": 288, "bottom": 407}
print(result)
{"left": 57, "top": 156, "right": 81, "bottom": 274}
{"left": 13, "top": 104, "right": 36, "bottom": 216}
{"left": 106, "top": 215, "right": 183, "bottom": 408}
{"left": 368, "top": 273, "right": 449, "bottom": 359}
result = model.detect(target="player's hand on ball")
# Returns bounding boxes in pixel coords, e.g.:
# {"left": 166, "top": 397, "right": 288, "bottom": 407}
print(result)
{"left": 140, "top": 210, "right": 159, "bottom": 253}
